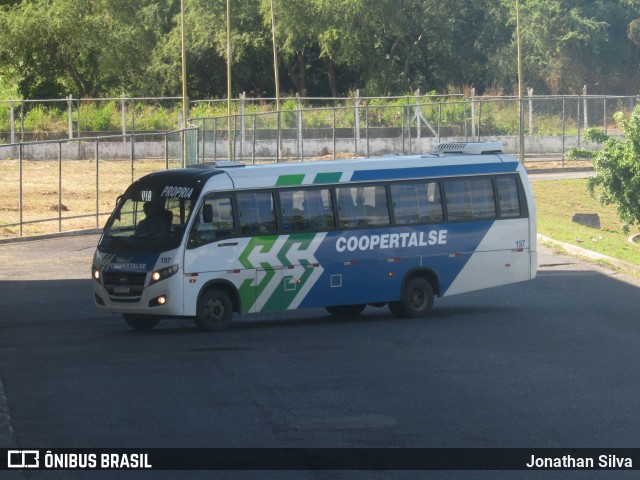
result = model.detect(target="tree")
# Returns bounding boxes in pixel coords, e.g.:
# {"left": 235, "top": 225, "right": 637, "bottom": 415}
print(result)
{"left": 582, "top": 107, "right": 640, "bottom": 233}
{"left": 0, "top": 0, "right": 169, "bottom": 98}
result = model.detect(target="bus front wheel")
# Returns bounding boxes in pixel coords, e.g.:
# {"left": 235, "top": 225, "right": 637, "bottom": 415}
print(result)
{"left": 389, "top": 276, "right": 434, "bottom": 318}
{"left": 196, "top": 289, "right": 233, "bottom": 331}
{"left": 123, "top": 314, "right": 160, "bottom": 331}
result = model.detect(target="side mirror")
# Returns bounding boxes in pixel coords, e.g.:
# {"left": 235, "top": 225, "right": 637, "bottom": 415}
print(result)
{"left": 202, "top": 204, "right": 214, "bottom": 224}
{"left": 114, "top": 195, "right": 124, "bottom": 221}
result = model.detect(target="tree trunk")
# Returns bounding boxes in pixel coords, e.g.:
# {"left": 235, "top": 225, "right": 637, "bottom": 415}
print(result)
{"left": 323, "top": 57, "right": 338, "bottom": 97}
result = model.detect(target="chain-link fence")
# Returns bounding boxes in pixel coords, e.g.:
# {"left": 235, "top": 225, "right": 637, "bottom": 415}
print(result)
{"left": 0, "top": 128, "right": 197, "bottom": 239}
{"left": 0, "top": 96, "right": 184, "bottom": 144}
{"left": 2, "top": 93, "right": 638, "bottom": 240}
{"left": 191, "top": 95, "right": 636, "bottom": 164}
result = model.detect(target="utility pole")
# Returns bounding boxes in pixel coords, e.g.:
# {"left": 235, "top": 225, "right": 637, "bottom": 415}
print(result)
{"left": 516, "top": 0, "right": 525, "bottom": 163}
{"left": 227, "top": 0, "right": 233, "bottom": 161}
{"left": 270, "top": 0, "right": 282, "bottom": 160}
{"left": 180, "top": 0, "right": 188, "bottom": 166}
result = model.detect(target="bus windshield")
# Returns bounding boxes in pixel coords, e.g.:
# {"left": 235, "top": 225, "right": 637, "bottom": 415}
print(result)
{"left": 98, "top": 188, "right": 198, "bottom": 254}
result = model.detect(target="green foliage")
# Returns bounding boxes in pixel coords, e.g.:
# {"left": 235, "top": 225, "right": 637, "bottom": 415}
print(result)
{"left": 23, "top": 106, "right": 66, "bottom": 132}
{"left": 586, "top": 108, "right": 640, "bottom": 233}
{"left": 567, "top": 127, "right": 610, "bottom": 160}
{"left": 2, "top": 0, "right": 640, "bottom": 99}
{"left": 79, "top": 102, "right": 118, "bottom": 131}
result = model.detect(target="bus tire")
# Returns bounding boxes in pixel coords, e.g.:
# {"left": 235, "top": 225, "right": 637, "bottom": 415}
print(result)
{"left": 123, "top": 314, "right": 160, "bottom": 331}
{"left": 325, "top": 304, "right": 366, "bottom": 317}
{"left": 196, "top": 289, "right": 233, "bottom": 331}
{"left": 389, "top": 276, "right": 434, "bottom": 318}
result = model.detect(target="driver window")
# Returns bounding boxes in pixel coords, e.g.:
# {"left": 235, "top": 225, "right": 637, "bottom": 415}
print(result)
{"left": 189, "top": 196, "right": 235, "bottom": 247}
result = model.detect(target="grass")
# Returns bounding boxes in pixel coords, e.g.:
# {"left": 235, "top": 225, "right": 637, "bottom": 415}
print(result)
{"left": 531, "top": 178, "right": 640, "bottom": 266}
{"left": 0, "top": 158, "right": 171, "bottom": 238}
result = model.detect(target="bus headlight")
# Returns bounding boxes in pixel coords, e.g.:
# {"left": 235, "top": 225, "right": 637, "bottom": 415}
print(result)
{"left": 150, "top": 265, "right": 179, "bottom": 284}
{"left": 92, "top": 267, "right": 101, "bottom": 282}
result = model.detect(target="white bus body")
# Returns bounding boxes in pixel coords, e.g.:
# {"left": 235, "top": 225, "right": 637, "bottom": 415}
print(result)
{"left": 92, "top": 142, "right": 536, "bottom": 331}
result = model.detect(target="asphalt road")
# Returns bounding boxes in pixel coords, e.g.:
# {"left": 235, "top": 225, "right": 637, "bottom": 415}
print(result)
{"left": 1, "top": 234, "right": 639, "bottom": 479}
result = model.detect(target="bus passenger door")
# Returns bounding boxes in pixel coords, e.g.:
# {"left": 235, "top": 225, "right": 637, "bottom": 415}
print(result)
{"left": 251, "top": 266, "right": 282, "bottom": 313}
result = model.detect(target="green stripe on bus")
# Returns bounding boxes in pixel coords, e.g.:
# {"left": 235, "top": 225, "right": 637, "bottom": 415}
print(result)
{"left": 276, "top": 174, "right": 305, "bottom": 186}
{"left": 313, "top": 172, "right": 342, "bottom": 184}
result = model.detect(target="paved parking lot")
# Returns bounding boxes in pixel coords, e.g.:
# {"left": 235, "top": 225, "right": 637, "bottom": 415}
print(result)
{"left": 1, "top": 233, "right": 639, "bottom": 479}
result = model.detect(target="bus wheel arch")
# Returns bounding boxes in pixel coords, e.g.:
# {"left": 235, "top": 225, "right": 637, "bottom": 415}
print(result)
{"left": 195, "top": 281, "right": 238, "bottom": 331}
{"left": 389, "top": 269, "right": 438, "bottom": 318}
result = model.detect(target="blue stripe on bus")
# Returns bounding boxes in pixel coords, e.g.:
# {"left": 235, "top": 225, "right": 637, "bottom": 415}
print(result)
{"left": 350, "top": 162, "right": 519, "bottom": 182}
{"left": 298, "top": 221, "right": 494, "bottom": 308}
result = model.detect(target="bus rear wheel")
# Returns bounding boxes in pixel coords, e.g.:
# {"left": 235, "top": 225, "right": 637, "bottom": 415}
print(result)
{"left": 389, "top": 276, "right": 434, "bottom": 318}
{"left": 325, "top": 304, "right": 366, "bottom": 317}
{"left": 123, "top": 314, "right": 160, "bottom": 331}
{"left": 196, "top": 289, "right": 233, "bottom": 331}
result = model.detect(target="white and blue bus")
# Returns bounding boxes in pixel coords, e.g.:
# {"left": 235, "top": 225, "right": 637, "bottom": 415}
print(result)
{"left": 92, "top": 141, "right": 536, "bottom": 331}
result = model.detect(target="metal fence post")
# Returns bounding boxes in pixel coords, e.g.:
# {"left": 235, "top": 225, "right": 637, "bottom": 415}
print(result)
{"left": 19, "top": 143, "right": 23, "bottom": 237}
{"left": 165, "top": 133, "right": 169, "bottom": 170}
{"left": 354, "top": 90, "right": 360, "bottom": 155}
{"left": 121, "top": 96, "right": 127, "bottom": 139}
{"left": 561, "top": 98, "right": 566, "bottom": 167}
{"left": 130, "top": 134, "right": 135, "bottom": 183}
{"left": 68, "top": 96, "right": 74, "bottom": 139}
{"left": 20, "top": 102, "right": 24, "bottom": 143}
{"left": 58, "top": 141, "right": 62, "bottom": 232}
{"left": 365, "top": 104, "right": 370, "bottom": 157}
{"left": 464, "top": 100, "right": 468, "bottom": 141}
{"left": 402, "top": 105, "right": 406, "bottom": 154}
{"left": 10, "top": 101, "right": 15, "bottom": 145}
{"left": 471, "top": 88, "right": 476, "bottom": 140}
{"left": 333, "top": 108, "right": 336, "bottom": 160}
{"left": 130, "top": 99, "right": 136, "bottom": 136}
{"left": 76, "top": 98, "right": 81, "bottom": 139}
{"left": 252, "top": 114, "right": 257, "bottom": 164}
{"left": 437, "top": 102, "right": 442, "bottom": 143}
{"left": 477, "top": 98, "right": 482, "bottom": 141}
{"left": 213, "top": 118, "right": 217, "bottom": 162}
{"left": 528, "top": 88, "right": 534, "bottom": 136}
{"left": 95, "top": 139, "right": 99, "bottom": 227}
{"left": 240, "top": 92, "right": 245, "bottom": 161}
{"left": 296, "top": 93, "right": 303, "bottom": 161}
{"left": 577, "top": 97, "right": 581, "bottom": 149}
{"left": 583, "top": 85, "right": 588, "bottom": 130}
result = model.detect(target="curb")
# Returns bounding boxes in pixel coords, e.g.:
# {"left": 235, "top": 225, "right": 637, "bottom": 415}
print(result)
{"left": 538, "top": 233, "right": 640, "bottom": 274}
{"left": 526, "top": 167, "right": 594, "bottom": 175}
{"left": 0, "top": 228, "right": 102, "bottom": 246}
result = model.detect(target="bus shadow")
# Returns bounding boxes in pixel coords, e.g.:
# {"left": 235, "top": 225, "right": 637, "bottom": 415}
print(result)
{"left": 1, "top": 267, "right": 639, "bottom": 337}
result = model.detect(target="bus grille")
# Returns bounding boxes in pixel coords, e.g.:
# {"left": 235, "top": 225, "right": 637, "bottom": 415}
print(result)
{"left": 103, "top": 272, "right": 147, "bottom": 302}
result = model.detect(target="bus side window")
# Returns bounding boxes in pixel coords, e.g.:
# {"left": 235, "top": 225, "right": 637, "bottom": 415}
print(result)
{"left": 444, "top": 178, "right": 496, "bottom": 221}
{"left": 391, "top": 183, "right": 420, "bottom": 224}
{"left": 237, "top": 191, "right": 277, "bottom": 235}
{"left": 337, "top": 185, "right": 389, "bottom": 228}
{"left": 337, "top": 187, "right": 359, "bottom": 228}
{"left": 305, "top": 189, "right": 335, "bottom": 230}
{"left": 188, "top": 196, "right": 235, "bottom": 247}
{"left": 391, "top": 181, "right": 444, "bottom": 225}
{"left": 470, "top": 178, "right": 496, "bottom": 219}
{"left": 496, "top": 176, "right": 522, "bottom": 218}
{"left": 421, "top": 182, "right": 444, "bottom": 222}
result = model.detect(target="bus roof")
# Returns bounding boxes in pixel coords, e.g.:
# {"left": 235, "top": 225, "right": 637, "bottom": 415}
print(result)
{"left": 199, "top": 147, "right": 521, "bottom": 191}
